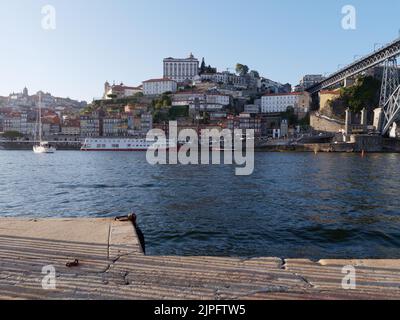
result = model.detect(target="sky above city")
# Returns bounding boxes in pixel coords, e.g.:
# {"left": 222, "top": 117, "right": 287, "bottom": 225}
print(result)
{"left": 1, "top": 0, "right": 400, "bottom": 102}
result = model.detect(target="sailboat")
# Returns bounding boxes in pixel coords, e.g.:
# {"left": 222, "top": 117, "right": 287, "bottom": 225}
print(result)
{"left": 33, "top": 92, "right": 56, "bottom": 154}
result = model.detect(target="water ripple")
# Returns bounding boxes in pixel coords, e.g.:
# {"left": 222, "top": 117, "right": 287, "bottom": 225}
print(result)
{"left": 0, "top": 151, "right": 400, "bottom": 259}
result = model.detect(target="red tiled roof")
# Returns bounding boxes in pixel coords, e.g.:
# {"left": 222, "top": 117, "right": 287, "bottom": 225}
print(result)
{"left": 63, "top": 119, "right": 80, "bottom": 127}
{"left": 263, "top": 92, "right": 304, "bottom": 97}
{"left": 114, "top": 85, "right": 142, "bottom": 90}
{"left": 42, "top": 115, "right": 60, "bottom": 125}
{"left": 143, "top": 78, "right": 176, "bottom": 83}
{"left": 206, "top": 93, "right": 230, "bottom": 97}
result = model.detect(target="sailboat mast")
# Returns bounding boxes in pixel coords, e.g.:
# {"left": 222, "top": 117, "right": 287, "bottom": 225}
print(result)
{"left": 38, "top": 92, "right": 42, "bottom": 142}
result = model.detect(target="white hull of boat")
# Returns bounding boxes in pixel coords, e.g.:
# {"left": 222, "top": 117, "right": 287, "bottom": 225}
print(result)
{"left": 33, "top": 145, "right": 56, "bottom": 154}
{"left": 80, "top": 138, "right": 174, "bottom": 152}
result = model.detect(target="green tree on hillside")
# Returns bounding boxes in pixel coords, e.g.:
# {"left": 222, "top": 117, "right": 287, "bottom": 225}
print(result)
{"left": 2, "top": 131, "right": 24, "bottom": 140}
{"left": 282, "top": 107, "right": 298, "bottom": 126}
{"left": 152, "top": 94, "right": 171, "bottom": 110}
{"left": 236, "top": 63, "right": 249, "bottom": 76}
{"left": 340, "top": 76, "right": 381, "bottom": 114}
{"left": 200, "top": 58, "right": 206, "bottom": 74}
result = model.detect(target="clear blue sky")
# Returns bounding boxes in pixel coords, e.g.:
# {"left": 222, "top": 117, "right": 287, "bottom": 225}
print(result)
{"left": 1, "top": 0, "right": 400, "bottom": 102}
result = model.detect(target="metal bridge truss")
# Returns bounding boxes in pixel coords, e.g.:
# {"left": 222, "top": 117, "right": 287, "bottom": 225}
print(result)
{"left": 307, "top": 38, "right": 400, "bottom": 94}
{"left": 382, "top": 85, "right": 400, "bottom": 136}
{"left": 380, "top": 57, "right": 400, "bottom": 135}
{"left": 305, "top": 36, "right": 400, "bottom": 136}
{"left": 380, "top": 58, "right": 399, "bottom": 107}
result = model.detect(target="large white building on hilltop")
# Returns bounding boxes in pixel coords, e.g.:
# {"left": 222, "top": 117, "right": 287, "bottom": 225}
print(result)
{"left": 163, "top": 54, "right": 199, "bottom": 83}
{"left": 261, "top": 92, "right": 311, "bottom": 116}
{"left": 142, "top": 78, "right": 177, "bottom": 96}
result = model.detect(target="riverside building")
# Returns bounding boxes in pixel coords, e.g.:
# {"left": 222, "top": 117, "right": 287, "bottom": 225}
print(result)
{"left": 261, "top": 92, "right": 311, "bottom": 117}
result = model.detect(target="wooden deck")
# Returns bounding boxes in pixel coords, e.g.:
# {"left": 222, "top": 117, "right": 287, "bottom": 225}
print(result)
{"left": 0, "top": 218, "right": 399, "bottom": 300}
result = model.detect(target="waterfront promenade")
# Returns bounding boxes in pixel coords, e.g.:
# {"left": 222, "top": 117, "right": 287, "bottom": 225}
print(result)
{"left": 0, "top": 218, "right": 399, "bottom": 300}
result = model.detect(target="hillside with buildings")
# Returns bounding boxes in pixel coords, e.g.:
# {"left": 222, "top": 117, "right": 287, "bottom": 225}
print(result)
{"left": 1, "top": 54, "right": 324, "bottom": 141}
{"left": 72, "top": 54, "right": 315, "bottom": 140}
{"left": 0, "top": 88, "right": 87, "bottom": 140}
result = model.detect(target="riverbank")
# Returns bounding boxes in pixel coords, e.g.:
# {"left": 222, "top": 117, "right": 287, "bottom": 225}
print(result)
{"left": 0, "top": 141, "right": 81, "bottom": 150}
{"left": 256, "top": 136, "right": 400, "bottom": 153}
{"left": 0, "top": 218, "right": 399, "bottom": 300}
{"left": 2, "top": 136, "right": 400, "bottom": 153}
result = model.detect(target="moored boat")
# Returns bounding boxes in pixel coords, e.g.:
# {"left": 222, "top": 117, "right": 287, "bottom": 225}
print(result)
{"left": 80, "top": 138, "right": 175, "bottom": 151}
{"left": 33, "top": 92, "right": 56, "bottom": 154}
{"left": 33, "top": 142, "right": 56, "bottom": 154}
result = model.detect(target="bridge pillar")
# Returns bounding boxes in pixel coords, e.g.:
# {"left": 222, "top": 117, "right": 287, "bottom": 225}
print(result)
{"left": 389, "top": 122, "right": 398, "bottom": 138}
{"left": 361, "top": 108, "right": 368, "bottom": 126}
{"left": 373, "top": 108, "right": 383, "bottom": 132}
{"left": 345, "top": 108, "right": 352, "bottom": 135}
{"left": 380, "top": 57, "right": 399, "bottom": 108}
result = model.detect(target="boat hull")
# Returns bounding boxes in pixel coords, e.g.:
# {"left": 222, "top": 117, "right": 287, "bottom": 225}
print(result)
{"left": 33, "top": 146, "right": 56, "bottom": 154}
{"left": 80, "top": 138, "right": 176, "bottom": 152}
{"left": 81, "top": 148, "right": 171, "bottom": 152}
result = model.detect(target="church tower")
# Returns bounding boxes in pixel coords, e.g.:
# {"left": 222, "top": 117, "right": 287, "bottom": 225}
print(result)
{"left": 104, "top": 81, "right": 111, "bottom": 99}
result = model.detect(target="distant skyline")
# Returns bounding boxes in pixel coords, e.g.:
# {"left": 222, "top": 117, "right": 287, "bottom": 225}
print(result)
{"left": 1, "top": 0, "right": 400, "bottom": 102}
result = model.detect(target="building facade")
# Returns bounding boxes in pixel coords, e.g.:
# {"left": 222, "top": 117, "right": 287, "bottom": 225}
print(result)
{"left": 244, "top": 104, "right": 260, "bottom": 114}
{"left": 294, "top": 74, "right": 325, "bottom": 91}
{"left": 261, "top": 92, "right": 310, "bottom": 115}
{"left": 143, "top": 79, "right": 177, "bottom": 96}
{"left": 172, "top": 92, "right": 231, "bottom": 107}
{"left": 319, "top": 90, "right": 341, "bottom": 115}
{"left": 205, "top": 93, "right": 231, "bottom": 106}
{"left": 61, "top": 123, "right": 80, "bottom": 135}
{"left": 80, "top": 115, "right": 102, "bottom": 137}
{"left": 189, "top": 103, "right": 225, "bottom": 113}
{"left": 197, "top": 72, "right": 248, "bottom": 87}
{"left": 103, "top": 82, "right": 143, "bottom": 100}
{"left": 103, "top": 116, "right": 128, "bottom": 137}
{"left": 140, "top": 113, "right": 153, "bottom": 133}
{"left": 163, "top": 54, "right": 199, "bottom": 83}
{"left": 227, "top": 113, "right": 261, "bottom": 136}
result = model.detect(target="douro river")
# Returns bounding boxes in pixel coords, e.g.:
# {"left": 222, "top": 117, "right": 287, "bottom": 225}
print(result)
{"left": 0, "top": 151, "right": 399, "bottom": 259}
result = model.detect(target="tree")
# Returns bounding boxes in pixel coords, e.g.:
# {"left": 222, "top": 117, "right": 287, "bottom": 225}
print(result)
{"left": 236, "top": 63, "right": 249, "bottom": 76}
{"left": 341, "top": 76, "right": 381, "bottom": 114}
{"left": 169, "top": 106, "right": 189, "bottom": 120}
{"left": 200, "top": 58, "right": 206, "bottom": 74}
{"left": 152, "top": 94, "right": 172, "bottom": 110}
{"left": 282, "top": 106, "right": 299, "bottom": 126}
{"left": 298, "top": 112, "right": 311, "bottom": 128}
{"left": 326, "top": 76, "right": 382, "bottom": 120}
{"left": 2, "top": 131, "right": 24, "bottom": 140}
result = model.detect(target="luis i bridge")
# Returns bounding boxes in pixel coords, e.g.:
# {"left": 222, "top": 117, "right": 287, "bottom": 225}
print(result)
{"left": 307, "top": 36, "right": 400, "bottom": 136}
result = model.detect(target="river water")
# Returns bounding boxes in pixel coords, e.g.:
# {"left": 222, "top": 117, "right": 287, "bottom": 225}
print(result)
{"left": 0, "top": 150, "right": 399, "bottom": 259}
